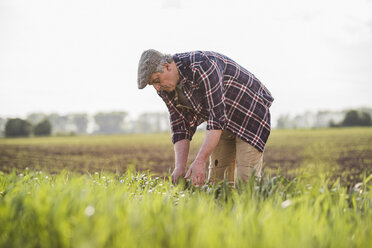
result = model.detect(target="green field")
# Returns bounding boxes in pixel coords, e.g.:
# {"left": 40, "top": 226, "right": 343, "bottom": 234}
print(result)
{"left": 0, "top": 128, "right": 372, "bottom": 247}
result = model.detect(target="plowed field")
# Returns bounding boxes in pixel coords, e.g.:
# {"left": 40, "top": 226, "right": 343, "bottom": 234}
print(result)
{"left": 1, "top": 128, "right": 371, "bottom": 186}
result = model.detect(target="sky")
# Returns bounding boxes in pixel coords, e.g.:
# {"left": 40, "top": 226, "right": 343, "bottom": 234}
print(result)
{"left": 1, "top": 0, "right": 371, "bottom": 126}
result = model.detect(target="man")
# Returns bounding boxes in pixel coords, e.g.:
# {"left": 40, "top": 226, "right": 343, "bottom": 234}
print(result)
{"left": 137, "top": 49, "right": 274, "bottom": 186}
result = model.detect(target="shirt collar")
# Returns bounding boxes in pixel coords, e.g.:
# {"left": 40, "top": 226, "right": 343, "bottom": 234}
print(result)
{"left": 173, "top": 54, "right": 191, "bottom": 84}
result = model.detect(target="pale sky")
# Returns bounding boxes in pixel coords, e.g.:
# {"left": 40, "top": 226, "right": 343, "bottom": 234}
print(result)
{"left": 1, "top": 0, "right": 371, "bottom": 125}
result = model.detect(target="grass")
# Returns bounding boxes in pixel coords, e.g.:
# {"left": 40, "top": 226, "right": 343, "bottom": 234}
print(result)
{"left": 1, "top": 169, "right": 371, "bottom": 248}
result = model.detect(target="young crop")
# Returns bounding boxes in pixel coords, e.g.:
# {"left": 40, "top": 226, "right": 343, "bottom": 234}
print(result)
{"left": 0, "top": 169, "right": 371, "bottom": 248}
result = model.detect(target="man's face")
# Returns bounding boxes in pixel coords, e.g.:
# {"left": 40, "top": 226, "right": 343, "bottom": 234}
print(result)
{"left": 149, "top": 63, "right": 179, "bottom": 93}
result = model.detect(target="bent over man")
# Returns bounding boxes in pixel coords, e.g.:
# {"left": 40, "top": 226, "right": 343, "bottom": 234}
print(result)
{"left": 137, "top": 49, "right": 274, "bottom": 186}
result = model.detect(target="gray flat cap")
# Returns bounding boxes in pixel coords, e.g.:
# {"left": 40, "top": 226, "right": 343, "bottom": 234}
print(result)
{"left": 137, "top": 49, "right": 163, "bottom": 89}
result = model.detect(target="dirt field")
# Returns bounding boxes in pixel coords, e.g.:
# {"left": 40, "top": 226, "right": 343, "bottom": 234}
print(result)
{"left": 1, "top": 128, "right": 371, "bottom": 186}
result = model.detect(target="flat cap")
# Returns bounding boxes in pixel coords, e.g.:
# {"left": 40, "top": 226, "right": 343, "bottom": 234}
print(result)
{"left": 137, "top": 49, "right": 163, "bottom": 89}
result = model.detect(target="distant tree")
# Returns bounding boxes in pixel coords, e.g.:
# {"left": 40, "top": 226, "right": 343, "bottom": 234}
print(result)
{"left": 5, "top": 118, "right": 32, "bottom": 137}
{"left": 342, "top": 110, "right": 359, "bottom": 126}
{"left": 342, "top": 110, "right": 371, "bottom": 127}
{"left": 94, "top": 112, "right": 128, "bottom": 134}
{"left": 70, "top": 114, "right": 88, "bottom": 134}
{"left": 135, "top": 113, "right": 150, "bottom": 133}
{"left": 133, "top": 112, "right": 170, "bottom": 133}
{"left": 27, "top": 113, "right": 47, "bottom": 125}
{"left": 359, "top": 112, "right": 372, "bottom": 126}
{"left": 315, "top": 111, "right": 333, "bottom": 128}
{"left": 0, "top": 117, "right": 5, "bottom": 137}
{"left": 47, "top": 114, "right": 69, "bottom": 134}
{"left": 34, "top": 119, "right": 52, "bottom": 136}
{"left": 276, "top": 114, "right": 292, "bottom": 129}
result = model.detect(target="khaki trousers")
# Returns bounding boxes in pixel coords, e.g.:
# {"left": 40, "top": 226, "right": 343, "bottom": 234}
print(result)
{"left": 208, "top": 130, "right": 263, "bottom": 184}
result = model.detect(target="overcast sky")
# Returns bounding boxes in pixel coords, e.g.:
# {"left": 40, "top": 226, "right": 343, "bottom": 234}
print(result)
{"left": 1, "top": 0, "right": 371, "bottom": 125}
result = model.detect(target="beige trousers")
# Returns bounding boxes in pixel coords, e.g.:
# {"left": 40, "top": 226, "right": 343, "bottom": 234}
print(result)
{"left": 208, "top": 130, "right": 263, "bottom": 184}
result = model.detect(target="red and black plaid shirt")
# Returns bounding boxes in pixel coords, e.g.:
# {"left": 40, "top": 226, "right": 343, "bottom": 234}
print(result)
{"left": 158, "top": 51, "right": 274, "bottom": 152}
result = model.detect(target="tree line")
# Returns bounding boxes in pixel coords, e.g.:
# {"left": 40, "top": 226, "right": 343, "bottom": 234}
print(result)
{"left": 1, "top": 108, "right": 371, "bottom": 137}
{"left": 276, "top": 108, "right": 372, "bottom": 129}
{"left": 0, "top": 112, "right": 171, "bottom": 138}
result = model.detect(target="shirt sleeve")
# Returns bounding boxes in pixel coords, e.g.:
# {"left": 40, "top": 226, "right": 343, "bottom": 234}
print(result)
{"left": 196, "top": 57, "right": 226, "bottom": 130}
{"left": 160, "top": 93, "right": 199, "bottom": 144}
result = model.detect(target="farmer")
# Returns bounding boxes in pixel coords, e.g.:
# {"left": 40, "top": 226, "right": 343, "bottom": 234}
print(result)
{"left": 137, "top": 49, "right": 274, "bottom": 186}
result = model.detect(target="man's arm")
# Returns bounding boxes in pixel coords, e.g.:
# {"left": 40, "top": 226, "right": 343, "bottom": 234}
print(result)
{"left": 185, "top": 129, "right": 222, "bottom": 186}
{"left": 171, "top": 139, "right": 190, "bottom": 184}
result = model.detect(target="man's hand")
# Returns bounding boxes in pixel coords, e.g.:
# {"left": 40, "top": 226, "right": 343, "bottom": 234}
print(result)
{"left": 184, "top": 130, "right": 222, "bottom": 187}
{"left": 171, "top": 166, "right": 186, "bottom": 184}
{"left": 184, "top": 159, "right": 206, "bottom": 186}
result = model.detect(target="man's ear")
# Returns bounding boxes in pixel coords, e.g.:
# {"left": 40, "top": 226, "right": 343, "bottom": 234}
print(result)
{"left": 164, "top": 62, "right": 170, "bottom": 71}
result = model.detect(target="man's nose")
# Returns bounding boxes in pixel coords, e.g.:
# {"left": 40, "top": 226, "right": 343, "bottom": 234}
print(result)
{"left": 153, "top": 84, "right": 161, "bottom": 92}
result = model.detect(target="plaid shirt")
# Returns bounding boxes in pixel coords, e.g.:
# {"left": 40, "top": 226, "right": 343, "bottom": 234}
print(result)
{"left": 158, "top": 51, "right": 274, "bottom": 152}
